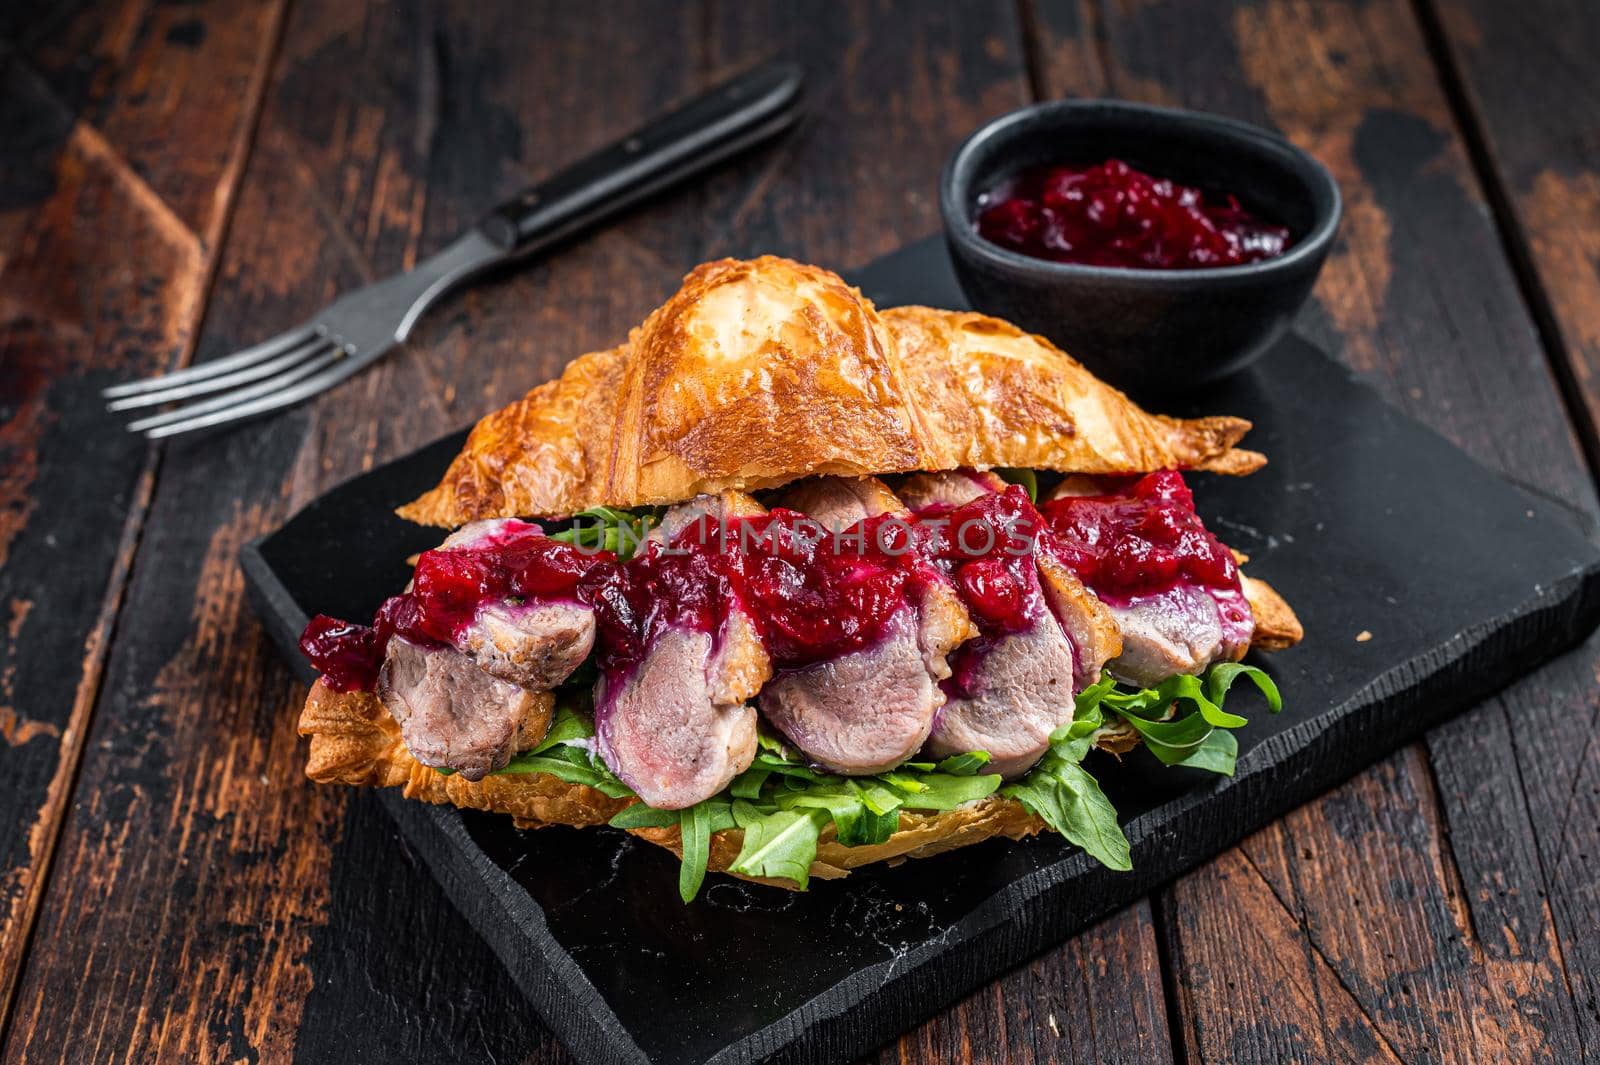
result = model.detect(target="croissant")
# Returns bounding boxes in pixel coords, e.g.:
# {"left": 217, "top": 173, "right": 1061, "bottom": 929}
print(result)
{"left": 398, "top": 256, "right": 1263, "bottom": 527}
{"left": 300, "top": 254, "right": 1301, "bottom": 896}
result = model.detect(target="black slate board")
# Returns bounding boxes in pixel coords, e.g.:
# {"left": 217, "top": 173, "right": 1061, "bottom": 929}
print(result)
{"left": 242, "top": 237, "right": 1600, "bottom": 1065}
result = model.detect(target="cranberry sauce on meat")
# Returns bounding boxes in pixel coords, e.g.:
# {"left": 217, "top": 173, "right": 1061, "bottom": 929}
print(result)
{"left": 1041, "top": 470, "right": 1254, "bottom": 686}
{"left": 411, "top": 519, "right": 595, "bottom": 643}
{"left": 300, "top": 520, "right": 603, "bottom": 693}
{"left": 899, "top": 474, "right": 1120, "bottom": 778}
{"left": 755, "top": 476, "right": 973, "bottom": 777}
{"left": 582, "top": 496, "right": 771, "bottom": 810}
{"left": 300, "top": 471, "right": 1249, "bottom": 791}
{"left": 914, "top": 486, "right": 1056, "bottom": 694}
{"left": 583, "top": 508, "right": 954, "bottom": 674}
{"left": 1041, "top": 471, "right": 1239, "bottom": 600}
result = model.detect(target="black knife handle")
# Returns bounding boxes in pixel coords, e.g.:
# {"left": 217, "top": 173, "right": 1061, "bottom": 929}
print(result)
{"left": 477, "top": 61, "right": 805, "bottom": 256}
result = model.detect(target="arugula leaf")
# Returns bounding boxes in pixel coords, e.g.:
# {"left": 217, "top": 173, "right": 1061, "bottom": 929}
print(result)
{"left": 495, "top": 746, "right": 634, "bottom": 798}
{"left": 755, "top": 729, "right": 793, "bottom": 758}
{"left": 935, "top": 751, "right": 992, "bottom": 776}
{"left": 1004, "top": 757, "right": 1131, "bottom": 871}
{"left": 530, "top": 699, "right": 597, "bottom": 754}
{"left": 608, "top": 803, "right": 677, "bottom": 830}
{"left": 1205, "top": 661, "right": 1282, "bottom": 713}
{"left": 1116, "top": 711, "right": 1241, "bottom": 774}
{"left": 549, "top": 506, "right": 659, "bottom": 561}
{"left": 728, "top": 802, "right": 829, "bottom": 889}
{"left": 996, "top": 467, "right": 1039, "bottom": 502}
{"left": 778, "top": 787, "right": 898, "bottom": 847}
{"left": 894, "top": 772, "right": 1004, "bottom": 811}
{"left": 850, "top": 778, "right": 907, "bottom": 816}
{"left": 679, "top": 801, "right": 712, "bottom": 903}
{"left": 1097, "top": 665, "right": 1278, "bottom": 731}
{"left": 729, "top": 766, "right": 771, "bottom": 799}
{"left": 750, "top": 751, "right": 822, "bottom": 781}
{"left": 1093, "top": 662, "right": 1280, "bottom": 777}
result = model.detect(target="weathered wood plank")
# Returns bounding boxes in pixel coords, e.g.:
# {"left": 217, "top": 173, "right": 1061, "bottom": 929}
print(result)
{"left": 1426, "top": 0, "right": 1600, "bottom": 448}
{"left": 4, "top": 2, "right": 707, "bottom": 1059}
{"left": 885, "top": 904, "right": 1175, "bottom": 1065}
{"left": 1032, "top": 0, "right": 1600, "bottom": 1061}
{"left": 0, "top": 0, "right": 284, "bottom": 1033}
{"left": 1424, "top": 2, "right": 1600, "bottom": 1047}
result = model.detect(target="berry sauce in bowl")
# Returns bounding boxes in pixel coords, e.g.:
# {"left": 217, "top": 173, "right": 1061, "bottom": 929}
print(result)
{"left": 941, "top": 100, "right": 1342, "bottom": 393}
{"left": 976, "top": 158, "right": 1292, "bottom": 270}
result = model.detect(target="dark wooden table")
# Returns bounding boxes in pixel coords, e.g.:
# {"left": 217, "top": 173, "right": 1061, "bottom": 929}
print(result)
{"left": 3, "top": 1, "right": 1598, "bottom": 1061}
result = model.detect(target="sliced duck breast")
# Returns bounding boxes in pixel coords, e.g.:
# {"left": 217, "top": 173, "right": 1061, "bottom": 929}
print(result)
{"left": 377, "top": 636, "right": 555, "bottom": 781}
{"left": 591, "top": 492, "right": 770, "bottom": 809}
{"left": 428, "top": 518, "right": 596, "bottom": 690}
{"left": 899, "top": 471, "right": 1120, "bottom": 778}
{"left": 758, "top": 477, "right": 975, "bottom": 775}
{"left": 1044, "top": 474, "right": 1254, "bottom": 687}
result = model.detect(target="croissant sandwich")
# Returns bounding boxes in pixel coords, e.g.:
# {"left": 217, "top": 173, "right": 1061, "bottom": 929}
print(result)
{"left": 296, "top": 256, "right": 1303, "bottom": 899}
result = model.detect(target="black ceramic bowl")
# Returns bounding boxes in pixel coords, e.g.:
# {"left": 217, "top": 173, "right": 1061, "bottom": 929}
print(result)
{"left": 941, "top": 100, "right": 1341, "bottom": 394}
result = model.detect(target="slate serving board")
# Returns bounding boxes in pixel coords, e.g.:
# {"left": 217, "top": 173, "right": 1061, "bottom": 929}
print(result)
{"left": 242, "top": 237, "right": 1600, "bottom": 1065}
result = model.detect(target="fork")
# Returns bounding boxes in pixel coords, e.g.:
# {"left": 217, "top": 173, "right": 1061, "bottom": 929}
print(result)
{"left": 105, "top": 62, "right": 805, "bottom": 439}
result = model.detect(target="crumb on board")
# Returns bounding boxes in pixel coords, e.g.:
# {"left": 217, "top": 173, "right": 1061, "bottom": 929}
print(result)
{"left": 1047, "top": 1013, "right": 1060, "bottom": 1037}
{"left": 1356, "top": 630, "right": 1373, "bottom": 642}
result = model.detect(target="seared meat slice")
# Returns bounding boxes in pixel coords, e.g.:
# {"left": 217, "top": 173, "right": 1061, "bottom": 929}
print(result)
{"left": 759, "top": 476, "right": 974, "bottom": 775}
{"left": 434, "top": 519, "right": 597, "bottom": 690}
{"left": 595, "top": 492, "right": 770, "bottom": 809}
{"left": 778, "top": 475, "right": 905, "bottom": 531}
{"left": 924, "top": 609, "right": 1079, "bottom": 777}
{"left": 1038, "top": 551, "right": 1124, "bottom": 690}
{"left": 895, "top": 469, "right": 1007, "bottom": 511}
{"left": 900, "top": 471, "right": 1119, "bottom": 778}
{"left": 457, "top": 600, "right": 594, "bottom": 690}
{"left": 1045, "top": 477, "right": 1254, "bottom": 686}
{"left": 1095, "top": 584, "right": 1249, "bottom": 688}
{"left": 378, "top": 636, "right": 555, "bottom": 781}
{"left": 764, "top": 604, "right": 971, "bottom": 775}
{"left": 924, "top": 552, "right": 1120, "bottom": 778}
{"left": 596, "top": 627, "right": 761, "bottom": 809}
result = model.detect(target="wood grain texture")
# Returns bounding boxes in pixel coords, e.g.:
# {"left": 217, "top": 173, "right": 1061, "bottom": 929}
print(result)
{"left": 1428, "top": 0, "right": 1600, "bottom": 451}
{"left": 4, "top": 2, "right": 1176, "bottom": 1062}
{"left": 3, "top": 2, "right": 705, "bottom": 1059}
{"left": 1421, "top": 9, "right": 1600, "bottom": 1046}
{"left": 1032, "top": 0, "right": 1600, "bottom": 1061}
{"left": 0, "top": 0, "right": 283, "bottom": 1031}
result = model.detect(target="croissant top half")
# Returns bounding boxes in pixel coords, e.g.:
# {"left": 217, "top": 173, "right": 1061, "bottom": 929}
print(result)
{"left": 399, "top": 256, "right": 1265, "bottom": 526}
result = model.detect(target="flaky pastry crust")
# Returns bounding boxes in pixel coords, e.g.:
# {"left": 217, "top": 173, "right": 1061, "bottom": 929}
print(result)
{"left": 399, "top": 257, "right": 1264, "bottom": 526}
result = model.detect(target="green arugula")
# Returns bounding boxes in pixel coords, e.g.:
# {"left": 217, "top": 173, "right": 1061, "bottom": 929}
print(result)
{"left": 1077, "top": 662, "right": 1281, "bottom": 774}
{"left": 728, "top": 802, "right": 829, "bottom": 889}
{"left": 995, "top": 467, "right": 1039, "bottom": 502}
{"left": 1000, "top": 702, "right": 1131, "bottom": 870}
{"left": 548, "top": 506, "right": 659, "bottom": 561}
{"left": 447, "top": 661, "right": 1282, "bottom": 901}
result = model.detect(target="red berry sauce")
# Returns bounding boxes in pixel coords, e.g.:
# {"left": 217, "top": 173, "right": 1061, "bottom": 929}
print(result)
{"left": 1040, "top": 470, "right": 1241, "bottom": 602}
{"left": 581, "top": 509, "right": 946, "bottom": 675}
{"left": 976, "top": 158, "right": 1291, "bottom": 270}
{"left": 300, "top": 474, "right": 1249, "bottom": 698}
{"left": 299, "top": 521, "right": 607, "bottom": 692}
{"left": 411, "top": 521, "right": 596, "bottom": 643}
{"left": 911, "top": 485, "right": 1055, "bottom": 698}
